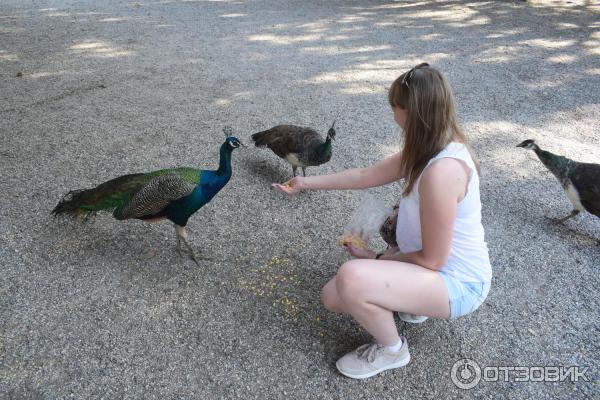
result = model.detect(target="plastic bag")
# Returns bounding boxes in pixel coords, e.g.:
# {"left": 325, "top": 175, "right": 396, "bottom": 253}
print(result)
{"left": 339, "top": 194, "right": 394, "bottom": 248}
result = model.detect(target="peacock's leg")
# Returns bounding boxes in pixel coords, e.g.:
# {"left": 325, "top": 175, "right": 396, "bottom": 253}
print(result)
{"left": 302, "top": 167, "right": 306, "bottom": 177}
{"left": 175, "top": 225, "right": 208, "bottom": 266}
{"left": 546, "top": 209, "right": 580, "bottom": 224}
{"left": 176, "top": 234, "right": 183, "bottom": 257}
{"left": 556, "top": 209, "right": 580, "bottom": 223}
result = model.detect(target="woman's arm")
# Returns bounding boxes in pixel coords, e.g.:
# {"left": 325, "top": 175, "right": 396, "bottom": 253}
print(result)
{"left": 378, "top": 158, "right": 468, "bottom": 270}
{"left": 273, "top": 151, "right": 405, "bottom": 194}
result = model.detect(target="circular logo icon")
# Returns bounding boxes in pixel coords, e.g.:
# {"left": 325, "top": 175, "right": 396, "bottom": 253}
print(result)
{"left": 451, "top": 358, "right": 481, "bottom": 389}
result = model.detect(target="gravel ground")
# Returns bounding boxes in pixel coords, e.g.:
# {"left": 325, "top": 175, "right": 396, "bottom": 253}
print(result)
{"left": 1, "top": 0, "right": 599, "bottom": 399}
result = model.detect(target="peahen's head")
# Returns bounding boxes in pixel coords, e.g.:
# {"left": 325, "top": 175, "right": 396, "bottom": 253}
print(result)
{"left": 327, "top": 120, "right": 336, "bottom": 140}
{"left": 516, "top": 139, "right": 539, "bottom": 150}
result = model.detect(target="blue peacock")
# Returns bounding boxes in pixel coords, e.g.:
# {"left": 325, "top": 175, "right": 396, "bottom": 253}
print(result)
{"left": 52, "top": 127, "right": 243, "bottom": 265}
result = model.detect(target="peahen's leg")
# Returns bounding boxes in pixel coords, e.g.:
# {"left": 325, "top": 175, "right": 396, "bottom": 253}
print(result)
{"left": 175, "top": 225, "right": 209, "bottom": 266}
{"left": 302, "top": 167, "right": 306, "bottom": 177}
{"left": 292, "top": 166, "right": 297, "bottom": 177}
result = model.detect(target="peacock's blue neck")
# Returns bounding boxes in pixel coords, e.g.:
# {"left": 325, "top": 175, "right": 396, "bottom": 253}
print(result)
{"left": 216, "top": 142, "right": 233, "bottom": 176}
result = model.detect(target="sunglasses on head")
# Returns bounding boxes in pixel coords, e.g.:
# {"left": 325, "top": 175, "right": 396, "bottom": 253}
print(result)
{"left": 401, "top": 62, "right": 430, "bottom": 87}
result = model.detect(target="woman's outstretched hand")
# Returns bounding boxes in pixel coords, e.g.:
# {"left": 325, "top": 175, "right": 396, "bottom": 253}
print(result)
{"left": 344, "top": 243, "right": 377, "bottom": 259}
{"left": 271, "top": 177, "right": 305, "bottom": 195}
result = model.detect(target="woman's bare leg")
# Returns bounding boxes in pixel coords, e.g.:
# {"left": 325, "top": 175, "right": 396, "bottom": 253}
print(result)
{"left": 321, "top": 259, "right": 450, "bottom": 346}
{"left": 321, "top": 277, "right": 348, "bottom": 314}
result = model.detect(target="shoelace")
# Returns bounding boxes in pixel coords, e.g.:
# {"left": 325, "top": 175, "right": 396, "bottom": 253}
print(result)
{"left": 355, "top": 343, "right": 386, "bottom": 363}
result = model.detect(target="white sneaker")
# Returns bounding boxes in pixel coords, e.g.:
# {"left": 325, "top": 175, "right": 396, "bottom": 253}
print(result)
{"left": 335, "top": 337, "right": 411, "bottom": 379}
{"left": 397, "top": 312, "right": 428, "bottom": 323}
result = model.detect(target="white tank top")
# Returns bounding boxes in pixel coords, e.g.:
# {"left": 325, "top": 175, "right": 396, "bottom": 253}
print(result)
{"left": 395, "top": 142, "right": 492, "bottom": 284}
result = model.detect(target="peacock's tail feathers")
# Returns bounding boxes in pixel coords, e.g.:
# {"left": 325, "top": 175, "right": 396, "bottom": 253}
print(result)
{"left": 52, "top": 189, "right": 101, "bottom": 220}
{"left": 52, "top": 173, "right": 154, "bottom": 218}
{"left": 52, "top": 169, "right": 201, "bottom": 221}
{"left": 112, "top": 173, "right": 197, "bottom": 220}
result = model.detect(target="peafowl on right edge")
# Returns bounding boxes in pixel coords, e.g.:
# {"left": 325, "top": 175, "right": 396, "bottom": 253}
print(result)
{"left": 517, "top": 139, "right": 600, "bottom": 223}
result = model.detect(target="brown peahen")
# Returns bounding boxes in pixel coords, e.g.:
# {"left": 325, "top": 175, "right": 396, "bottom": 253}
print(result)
{"left": 52, "top": 129, "right": 243, "bottom": 265}
{"left": 517, "top": 139, "right": 600, "bottom": 222}
{"left": 251, "top": 121, "right": 336, "bottom": 177}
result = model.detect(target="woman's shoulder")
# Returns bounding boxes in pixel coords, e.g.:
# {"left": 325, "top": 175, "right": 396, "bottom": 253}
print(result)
{"left": 423, "top": 157, "right": 468, "bottom": 180}
{"left": 436, "top": 141, "right": 468, "bottom": 157}
{"left": 428, "top": 141, "right": 475, "bottom": 169}
{"left": 419, "top": 157, "right": 470, "bottom": 197}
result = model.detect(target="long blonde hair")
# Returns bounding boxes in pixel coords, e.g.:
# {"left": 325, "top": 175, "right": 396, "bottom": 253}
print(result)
{"left": 388, "top": 63, "right": 477, "bottom": 196}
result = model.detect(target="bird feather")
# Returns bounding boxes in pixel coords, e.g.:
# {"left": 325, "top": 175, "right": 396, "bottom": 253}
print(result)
{"left": 569, "top": 162, "right": 600, "bottom": 217}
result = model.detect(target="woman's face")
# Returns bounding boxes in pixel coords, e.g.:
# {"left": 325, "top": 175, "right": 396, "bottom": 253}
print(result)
{"left": 393, "top": 105, "right": 408, "bottom": 130}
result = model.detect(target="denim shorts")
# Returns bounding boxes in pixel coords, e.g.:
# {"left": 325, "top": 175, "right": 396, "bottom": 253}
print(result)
{"left": 439, "top": 271, "right": 490, "bottom": 319}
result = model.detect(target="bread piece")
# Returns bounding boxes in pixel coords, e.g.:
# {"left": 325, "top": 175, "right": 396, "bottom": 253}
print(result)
{"left": 338, "top": 234, "right": 368, "bottom": 249}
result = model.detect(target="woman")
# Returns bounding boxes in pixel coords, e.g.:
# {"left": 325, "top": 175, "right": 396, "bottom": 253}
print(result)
{"left": 273, "top": 63, "right": 491, "bottom": 379}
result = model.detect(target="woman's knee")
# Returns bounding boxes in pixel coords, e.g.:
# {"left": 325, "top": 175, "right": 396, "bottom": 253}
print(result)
{"left": 335, "top": 260, "right": 369, "bottom": 301}
{"left": 320, "top": 283, "right": 340, "bottom": 312}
